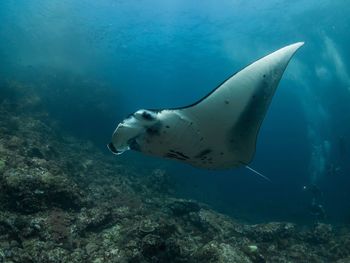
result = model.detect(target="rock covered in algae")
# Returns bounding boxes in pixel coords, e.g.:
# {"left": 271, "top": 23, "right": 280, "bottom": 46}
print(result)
{"left": 167, "top": 199, "right": 201, "bottom": 216}
{"left": 306, "top": 222, "right": 334, "bottom": 243}
{"left": 194, "top": 241, "right": 252, "bottom": 263}
{"left": 244, "top": 222, "right": 296, "bottom": 242}
{"left": 1, "top": 167, "right": 84, "bottom": 213}
{"left": 139, "top": 218, "right": 159, "bottom": 233}
{"left": 0, "top": 159, "right": 6, "bottom": 172}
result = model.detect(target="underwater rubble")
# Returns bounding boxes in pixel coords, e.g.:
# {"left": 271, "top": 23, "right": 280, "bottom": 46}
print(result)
{"left": 1, "top": 80, "right": 350, "bottom": 263}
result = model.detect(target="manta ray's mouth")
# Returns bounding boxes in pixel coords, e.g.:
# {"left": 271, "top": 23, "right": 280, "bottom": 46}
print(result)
{"left": 107, "top": 142, "right": 120, "bottom": 155}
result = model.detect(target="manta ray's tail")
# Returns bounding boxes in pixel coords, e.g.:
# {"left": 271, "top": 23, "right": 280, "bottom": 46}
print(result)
{"left": 245, "top": 165, "right": 272, "bottom": 182}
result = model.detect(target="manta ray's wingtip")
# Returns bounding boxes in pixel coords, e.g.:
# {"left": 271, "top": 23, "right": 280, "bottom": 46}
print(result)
{"left": 294, "top": 41, "right": 305, "bottom": 48}
{"left": 295, "top": 41, "right": 305, "bottom": 46}
{"left": 286, "top": 41, "right": 305, "bottom": 51}
{"left": 271, "top": 41, "right": 304, "bottom": 65}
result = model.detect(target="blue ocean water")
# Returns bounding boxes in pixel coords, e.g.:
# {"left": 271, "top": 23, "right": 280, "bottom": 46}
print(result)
{"left": 0, "top": 0, "right": 349, "bottom": 223}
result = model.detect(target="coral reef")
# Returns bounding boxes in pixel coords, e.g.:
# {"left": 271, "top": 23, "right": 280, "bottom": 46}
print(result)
{"left": 0, "top": 80, "right": 350, "bottom": 263}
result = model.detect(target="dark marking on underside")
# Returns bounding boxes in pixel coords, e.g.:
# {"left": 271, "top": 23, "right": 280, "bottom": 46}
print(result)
{"left": 146, "top": 123, "right": 162, "bottom": 136}
{"left": 227, "top": 79, "right": 270, "bottom": 161}
{"left": 165, "top": 153, "right": 187, "bottom": 161}
{"left": 127, "top": 138, "right": 141, "bottom": 151}
{"left": 142, "top": 111, "right": 155, "bottom": 121}
{"left": 169, "top": 150, "right": 190, "bottom": 160}
{"left": 195, "top": 149, "right": 212, "bottom": 159}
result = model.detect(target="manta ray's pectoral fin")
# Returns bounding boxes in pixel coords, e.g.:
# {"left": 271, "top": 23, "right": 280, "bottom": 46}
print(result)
{"left": 176, "top": 42, "right": 304, "bottom": 168}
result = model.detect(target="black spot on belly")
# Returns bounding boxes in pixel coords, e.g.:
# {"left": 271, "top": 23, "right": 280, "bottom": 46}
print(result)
{"left": 169, "top": 150, "right": 190, "bottom": 160}
{"left": 146, "top": 125, "right": 161, "bottom": 136}
{"left": 127, "top": 138, "right": 140, "bottom": 151}
{"left": 142, "top": 111, "right": 155, "bottom": 121}
{"left": 195, "top": 148, "right": 212, "bottom": 159}
{"left": 165, "top": 153, "right": 187, "bottom": 161}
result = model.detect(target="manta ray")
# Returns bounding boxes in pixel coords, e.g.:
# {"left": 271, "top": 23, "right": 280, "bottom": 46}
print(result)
{"left": 108, "top": 42, "right": 304, "bottom": 173}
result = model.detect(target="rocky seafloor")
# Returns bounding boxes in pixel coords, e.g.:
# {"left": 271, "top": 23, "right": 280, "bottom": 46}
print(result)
{"left": 1, "top": 80, "right": 350, "bottom": 263}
